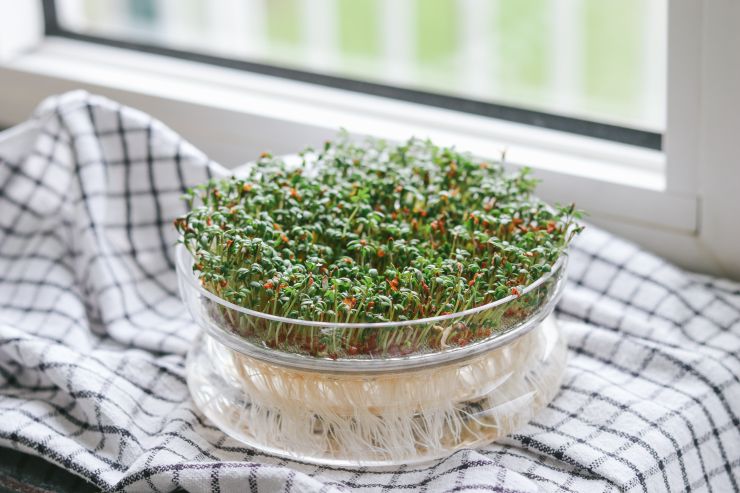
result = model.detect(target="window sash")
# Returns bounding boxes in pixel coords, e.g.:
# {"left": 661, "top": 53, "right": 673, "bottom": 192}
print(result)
{"left": 41, "top": 0, "right": 663, "bottom": 150}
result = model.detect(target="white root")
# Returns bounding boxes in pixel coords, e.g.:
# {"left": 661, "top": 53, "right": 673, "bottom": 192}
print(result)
{"left": 187, "top": 317, "right": 567, "bottom": 465}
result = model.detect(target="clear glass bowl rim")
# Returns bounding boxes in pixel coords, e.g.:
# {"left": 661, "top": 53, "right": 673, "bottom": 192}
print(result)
{"left": 175, "top": 243, "right": 567, "bottom": 330}
{"left": 178, "top": 244, "right": 568, "bottom": 371}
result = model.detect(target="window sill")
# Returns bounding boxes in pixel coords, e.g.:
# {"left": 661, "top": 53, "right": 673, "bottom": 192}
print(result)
{"left": 0, "top": 37, "right": 696, "bottom": 237}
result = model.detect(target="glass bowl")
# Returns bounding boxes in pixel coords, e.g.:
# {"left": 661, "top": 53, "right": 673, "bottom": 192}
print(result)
{"left": 177, "top": 244, "right": 569, "bottom": 466}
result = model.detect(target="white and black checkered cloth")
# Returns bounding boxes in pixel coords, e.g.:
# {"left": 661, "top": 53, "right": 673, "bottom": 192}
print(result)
{"left": 1, "top": 91, "right": 739, "bottom": 492}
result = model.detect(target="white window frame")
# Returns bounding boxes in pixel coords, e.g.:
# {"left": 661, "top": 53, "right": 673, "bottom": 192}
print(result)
{"left": 0, "top": 0, "right": 738, "bottom": 278}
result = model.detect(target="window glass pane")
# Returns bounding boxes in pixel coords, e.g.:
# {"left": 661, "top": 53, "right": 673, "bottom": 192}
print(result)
{"left": 55, "top": 0, "right": 666, "bottom": 131}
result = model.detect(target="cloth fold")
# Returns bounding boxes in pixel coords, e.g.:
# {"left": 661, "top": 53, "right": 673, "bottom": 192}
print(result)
{"left": 0, "top": 91, "right": 738, "bottom": 492}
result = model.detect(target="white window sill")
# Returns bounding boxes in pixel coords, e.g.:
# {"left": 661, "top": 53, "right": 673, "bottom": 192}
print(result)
{"left": 0, "top": 38, "right": 697, "bottom": 237}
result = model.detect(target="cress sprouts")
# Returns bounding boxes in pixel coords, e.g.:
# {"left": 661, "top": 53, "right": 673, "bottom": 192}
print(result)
{"left": 175, "top": 136, "right": 583, "bottom": 357}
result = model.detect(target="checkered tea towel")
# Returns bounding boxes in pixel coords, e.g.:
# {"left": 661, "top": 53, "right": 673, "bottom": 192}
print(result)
{"left": 0, "top": 91, "right": 739, "bottom": 492}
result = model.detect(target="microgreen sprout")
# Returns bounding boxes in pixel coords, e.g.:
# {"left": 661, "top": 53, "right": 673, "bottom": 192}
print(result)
{"left": 176, "top": 135, "right": 583, "bottom": 358}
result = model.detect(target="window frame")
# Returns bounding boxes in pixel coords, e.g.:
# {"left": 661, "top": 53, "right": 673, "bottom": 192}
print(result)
{"left": 1, "top": 0, "right": 738, "bottom": 279}
{"left": 41, "top": 0, "right": 663, "bottom": 150}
